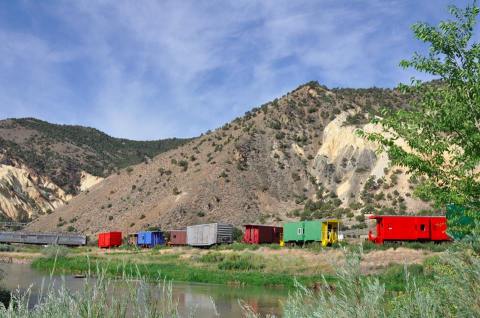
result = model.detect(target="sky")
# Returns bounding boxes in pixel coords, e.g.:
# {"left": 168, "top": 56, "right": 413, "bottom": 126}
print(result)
{"left": 0, "top": 0, "right": 476, "bottom": 140}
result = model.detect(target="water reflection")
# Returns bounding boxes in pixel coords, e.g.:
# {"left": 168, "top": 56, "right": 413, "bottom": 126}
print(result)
{"left": 0, "top": 263, "right": 285, "bottom": 317}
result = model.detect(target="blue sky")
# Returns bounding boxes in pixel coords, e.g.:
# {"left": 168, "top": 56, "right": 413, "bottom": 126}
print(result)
{"left": 0, "top": 0, "right": 476, "bottom": 140}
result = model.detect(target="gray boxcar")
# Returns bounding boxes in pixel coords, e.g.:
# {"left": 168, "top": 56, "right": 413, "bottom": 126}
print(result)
{"left": 187, "top": 223, "right": 233, "bottom": 247}
{"left": 0, "top": 232, "right": 87, "bottom": 246}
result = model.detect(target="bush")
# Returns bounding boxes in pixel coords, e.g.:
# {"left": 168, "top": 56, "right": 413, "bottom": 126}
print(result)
{"left": 178, "top": 160, "right": 188, "bottom": 171}
{"left": 198, "top": 252, "right": 225, "bottom": 263}
{"left": 0, "top": 287, "right": 10, "bottom": 308}
{"left": 217, "top": 253, "right": 265, "bottom": 271}
{"left": 0, "top": 244, "right": 13, "bottom": 252}
{"left": 278, "top": 240, "right": 480, "bottom": 318}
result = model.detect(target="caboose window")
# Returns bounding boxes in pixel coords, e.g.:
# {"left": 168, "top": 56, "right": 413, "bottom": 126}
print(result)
{"left": 420, "top": 224, "right": 426, "bottom": 231}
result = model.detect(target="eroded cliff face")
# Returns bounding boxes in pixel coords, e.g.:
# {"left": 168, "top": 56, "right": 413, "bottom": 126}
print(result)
{"left": 311, "top": 112, "right": 388, "bottom": 202}
{"left": 311, "top": 111, "right": 430, "bottom": 213}
{"left": 0, "top": 157, "right": 103, "bottom": 221}
{"left": 0, "top": 163, "right": 69, "bottom": 220}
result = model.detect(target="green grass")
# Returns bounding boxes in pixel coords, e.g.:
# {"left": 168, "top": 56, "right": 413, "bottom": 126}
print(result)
{"left": 377, "top": 263, "right": 432, "bottom": 292}
{"left": 30, "top": 250, "right": 437, "bottom": 292}
{"left": 7, "top": 241, "right": 480, "bottom": 318}
{"left": 31, "top": 255, "right": 332, "bottom": 288}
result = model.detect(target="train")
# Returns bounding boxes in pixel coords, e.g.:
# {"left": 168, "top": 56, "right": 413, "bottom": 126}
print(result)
{"left": 3, "top": 207, "right": 467, "bottom": 248}
{"left": 368, "top": 215, "right": 450, "bottom": 244}
{"left": 98, "top": 223, "right": 235, "bottom": 248}
{"left": 99, "top": 220, "right": 340, "bottom": 249}
{"left": 103, "top": 212, "right": 456, "bottom": 248}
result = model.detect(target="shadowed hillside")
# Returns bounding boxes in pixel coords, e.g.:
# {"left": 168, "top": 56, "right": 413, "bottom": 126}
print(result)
{"left": 0, "top": 118, "right": 190, "bottom": 221}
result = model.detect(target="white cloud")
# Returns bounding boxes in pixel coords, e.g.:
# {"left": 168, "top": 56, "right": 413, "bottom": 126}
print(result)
{"left": 0, "top": 0, "right": 475, "bottom": 139}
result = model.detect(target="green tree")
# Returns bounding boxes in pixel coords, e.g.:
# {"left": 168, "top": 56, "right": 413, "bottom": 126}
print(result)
{"left": 362, "top": 3, "right": 480, "bottom": 231}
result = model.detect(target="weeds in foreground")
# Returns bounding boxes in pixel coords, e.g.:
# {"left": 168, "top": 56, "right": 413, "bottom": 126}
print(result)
{"left": 245, "top": 239, "right": 480, "bottom": 318}
{"left": 0, "top": 265, "right": 183, "bottom": 318}
{"left": 4, "top": 239, "right": 480, "bottom": 317}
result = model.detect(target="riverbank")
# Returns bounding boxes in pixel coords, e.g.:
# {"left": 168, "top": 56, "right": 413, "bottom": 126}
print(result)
{"left": 26, "top": 243, "right": 442, "bottom": 289}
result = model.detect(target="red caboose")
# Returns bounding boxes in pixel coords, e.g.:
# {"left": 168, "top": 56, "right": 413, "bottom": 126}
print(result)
{"left": 243, "top": 224, "right": 283, "bottom": 244}
{"left": 368, "top": 215, "right": 450, "bottom": 244}
{"left": 98, "top": 231, "right": 122, "bottom": 248}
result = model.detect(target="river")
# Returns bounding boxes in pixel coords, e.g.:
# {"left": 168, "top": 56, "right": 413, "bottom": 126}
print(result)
{"left": 0, "top": 263, "right": 287, "bottom": 317}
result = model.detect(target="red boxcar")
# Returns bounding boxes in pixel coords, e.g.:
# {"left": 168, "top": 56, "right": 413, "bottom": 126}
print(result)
{"left": 168, "top": 230, "right": 187, "bottom": 246}
{"left": 368, "top": 215, "right": 450, "bottom": 244}
{"left": 98, "top": 231, "right": 122, "bottom": 248}
{"left": 243, "top": 224, "right": 283, "bottom": 244}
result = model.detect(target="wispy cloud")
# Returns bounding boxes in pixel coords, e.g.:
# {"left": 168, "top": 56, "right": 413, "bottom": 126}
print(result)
{"left": 0, "top": 0, "right": 475, "bottom": 139}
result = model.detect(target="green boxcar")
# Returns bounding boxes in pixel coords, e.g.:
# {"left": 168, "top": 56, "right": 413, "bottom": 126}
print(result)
{"left": 283, "top": 221, "right": 305, "bottom": 242}
{"left": 304, "top": 220, "right": 322, "bottom": 241}
{"left": 283, "top": 219, "right": 339, "bottom": 246}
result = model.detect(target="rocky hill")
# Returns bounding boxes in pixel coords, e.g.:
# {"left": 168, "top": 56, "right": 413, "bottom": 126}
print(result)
{"left": 0, "top": 118, "right": 189, "bottom": 221}
{"left": 25, "top": 82, "right": 436, "bottom": 236}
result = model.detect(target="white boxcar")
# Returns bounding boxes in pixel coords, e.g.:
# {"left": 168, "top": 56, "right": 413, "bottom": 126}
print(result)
{"left": 187, "top": 223, "right": 233, "bottom": 246}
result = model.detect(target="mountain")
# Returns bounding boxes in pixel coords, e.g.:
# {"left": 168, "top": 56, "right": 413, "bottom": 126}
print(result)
{"left": 0, "top": 118, "right": 190, "bottom": 221}
{"left": 26, "top": 82, "right": 435, "bottom": 236}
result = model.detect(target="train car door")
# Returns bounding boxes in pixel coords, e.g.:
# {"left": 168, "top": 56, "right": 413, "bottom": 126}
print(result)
{"left": 253, "top": 228, "right": 259, "bottom": 244}
{"left": 416, "top": 218, "right": 430, "bottom": 240}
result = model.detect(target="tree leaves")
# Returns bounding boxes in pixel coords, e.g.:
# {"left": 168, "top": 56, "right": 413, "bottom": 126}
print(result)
{"left": 364, "top": 3, "right": 480, "bottom": 212}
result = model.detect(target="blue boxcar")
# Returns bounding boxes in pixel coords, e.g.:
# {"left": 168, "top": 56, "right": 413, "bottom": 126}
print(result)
{"left": 137, "top": 231, "right": 165, "bottom": 248}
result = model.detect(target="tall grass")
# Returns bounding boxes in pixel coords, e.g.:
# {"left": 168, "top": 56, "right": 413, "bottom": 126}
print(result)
{"left": 0, "top": 265, "right": 183, "bottom": 317}
{"left": 245, "top": 239, "right": 480, "bottom": 318}
{"left": 199, "top": 252, "right": 266, "bottom": 271}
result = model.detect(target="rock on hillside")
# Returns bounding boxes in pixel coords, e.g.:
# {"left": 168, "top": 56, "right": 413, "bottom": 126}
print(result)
{"left": 0, "top": 118, "right": 189, "bottom": 221}
{"left": 27, "top": 82, "right": 434, "bottom": 235}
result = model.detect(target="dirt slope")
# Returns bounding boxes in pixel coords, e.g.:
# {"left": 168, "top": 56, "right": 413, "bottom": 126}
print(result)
{"left": 27, "top": 82, "right": 434, "bottom": 235}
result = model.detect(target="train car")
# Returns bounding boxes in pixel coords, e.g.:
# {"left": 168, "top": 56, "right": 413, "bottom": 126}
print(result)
{"left": 242, "top": 224, "right": 283, "bottom": 244}
{"left": 168, "top": 229, "right": 187, "bottom": 246}
{"left": 0, "top": 231, "right": 86, "bottom": 246}
{"left": 98, "top": 231, "right": 122, "bottom": 248}
{"left": 283, "top": 219, "right": 339, "bottom": 246}
{"left": 136, "top": 231, "right": 165, "bottom": 248}
{"left": 368, "top": 215, "right": 450, "bottom": 244}
{"left": 187, "top": 223, "right": 233, "bottom": 247}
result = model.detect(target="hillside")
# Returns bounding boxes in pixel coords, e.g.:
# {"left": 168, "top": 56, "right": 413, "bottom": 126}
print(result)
{"left": 0, "top": 118, "right": 190, "bottom": 221}
{"left": 25, "top": 82, "right": 436, "bottom": 236}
